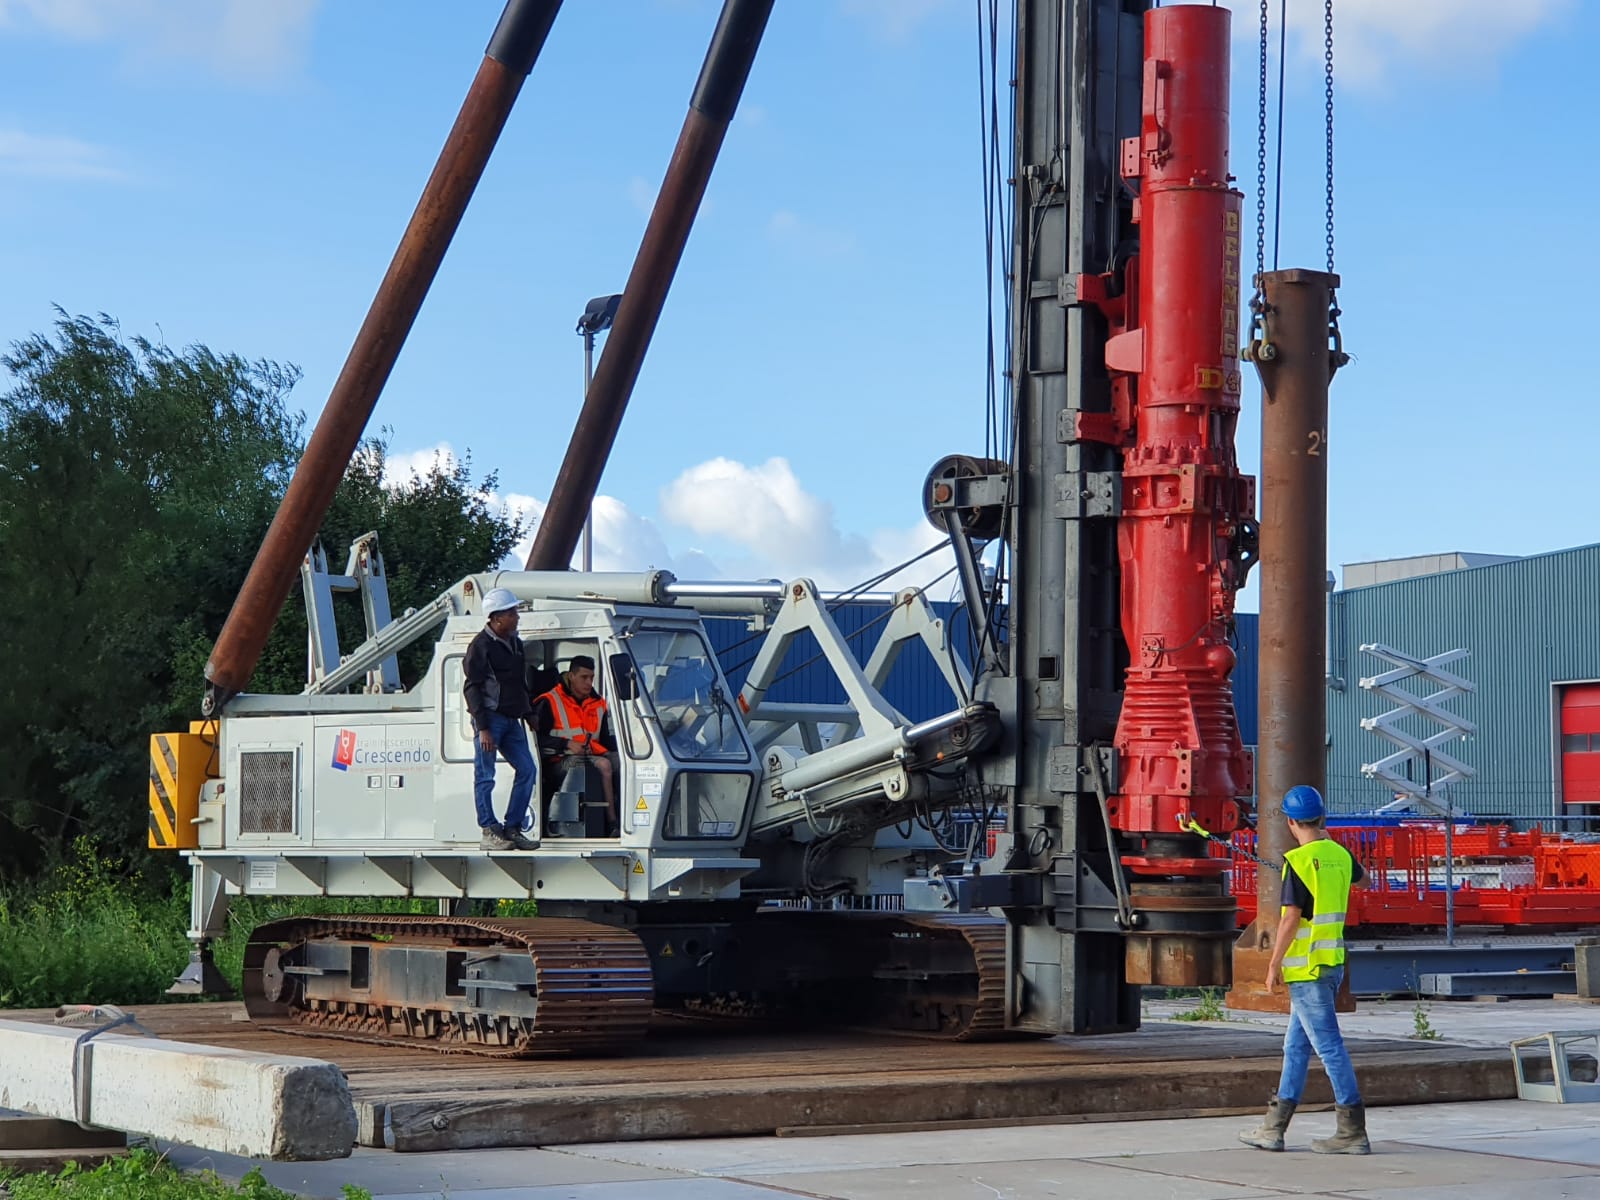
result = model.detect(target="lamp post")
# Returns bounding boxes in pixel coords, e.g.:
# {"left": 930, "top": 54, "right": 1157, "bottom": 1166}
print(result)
{"left": 576, "top": 293, "right": 622, "bottom": 571}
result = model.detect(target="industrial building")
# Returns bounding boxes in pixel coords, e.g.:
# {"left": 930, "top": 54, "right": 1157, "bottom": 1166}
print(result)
{"left": 1327, "top": 543, "right": 1600, "bottom": 822}
{"left": 709, "top": 542, "right": 1600, "bottom": 828}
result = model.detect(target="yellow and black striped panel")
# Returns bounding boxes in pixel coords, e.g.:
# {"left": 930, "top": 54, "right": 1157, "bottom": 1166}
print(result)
{"left": 148, "top": 732, "right": 214, "bottom": 850}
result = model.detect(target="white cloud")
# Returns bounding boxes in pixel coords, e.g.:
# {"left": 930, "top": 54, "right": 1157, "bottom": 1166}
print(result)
{"left": 0, "top": 128, "right": 127, "bottom": 181}
{"left": 379, "top": 441, "right": 459, "bottom": 488}
{"left": 385, "top": 448, "right": 954, "bottom": 597}
{"left": 659, "top": 455, "right": 953, "bottom": 593}
{"left": 767, "top": 209, "right": 857, "bottom": 259}
{"left": 0, "top": 0, "right": 319, "bottom": 83}
{"left": 1218, "top": 0, "right": 1571, "bottom": 86}
{"left": 495, "top": 490, "right": 721, "bottom": 579}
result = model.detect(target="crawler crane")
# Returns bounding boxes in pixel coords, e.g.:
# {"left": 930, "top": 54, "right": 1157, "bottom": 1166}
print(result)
{"left": 154, "top": 0, "right": 1268, "bottom": 1053}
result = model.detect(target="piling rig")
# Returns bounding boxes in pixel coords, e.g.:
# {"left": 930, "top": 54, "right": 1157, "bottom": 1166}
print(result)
{"left": 156, "top": 0, "right": 1272, "bottom": 1051}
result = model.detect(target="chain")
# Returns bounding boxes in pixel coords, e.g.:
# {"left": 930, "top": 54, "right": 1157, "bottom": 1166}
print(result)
{"left": 1324, "top": 0, "right": 1347, "bottom": 371}
{"left": 1255, "top": 0, "right": 1268, "bottom": 283}
{"left": 1323, "top": 0, "right": 1336, "bottom": 274}
{"left": 1246, "top": 0, "right": 1269, "bottom": 358}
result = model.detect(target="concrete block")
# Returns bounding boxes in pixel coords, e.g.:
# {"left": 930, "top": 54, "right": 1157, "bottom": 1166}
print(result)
{"left": 0, "top": 1018, "right": 355, "bottom": 1161}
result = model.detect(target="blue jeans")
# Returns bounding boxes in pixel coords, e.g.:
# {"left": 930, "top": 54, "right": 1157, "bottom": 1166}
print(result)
{"left": 473, "top": 713, "right": 536, "bottom": 832}
{"left": 1278, "top": 965, "right": 1362, "bottom": 1106}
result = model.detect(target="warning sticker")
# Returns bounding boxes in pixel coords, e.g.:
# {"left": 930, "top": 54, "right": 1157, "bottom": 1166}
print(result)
{"left": 659, "top": 943, "right": 674, "bottom": 958}
{"left": 636, "top": 762, "right": 665, "bottom": 800}
{"left": 635, "top": 796, "right": 650, "bottom": 811}
{"left": 248, "top": 860, "right": 278, "bottom": 890}
{"left": 632, "top": 859, "right": 645, "bottom": 876}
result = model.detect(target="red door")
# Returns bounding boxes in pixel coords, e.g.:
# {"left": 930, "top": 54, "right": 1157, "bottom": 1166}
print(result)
{"left": 1560, "top": 684, "right": 1600, "bottom": 804}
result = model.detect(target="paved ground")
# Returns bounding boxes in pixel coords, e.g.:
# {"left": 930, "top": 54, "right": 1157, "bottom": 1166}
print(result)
{"left": 1141, "top": 995, "right": 1600, "bottom": 1047}
{"left": 140, "top": 998, "right": 1600, "bottom": 1198}
{"left": 164, "top": 1098, "right": 1600, "bottom": 1199}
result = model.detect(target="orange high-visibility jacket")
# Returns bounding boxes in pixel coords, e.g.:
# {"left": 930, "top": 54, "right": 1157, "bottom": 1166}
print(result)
{"left": 539, "top": 685, "right": 609, "bottom": 756}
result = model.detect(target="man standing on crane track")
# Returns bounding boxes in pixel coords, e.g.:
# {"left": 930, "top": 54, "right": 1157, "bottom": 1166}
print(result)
{"left": 531, "top": 655, "right": 618, "bottom": 836}
{"left": 463, "top": 588, "right": 538, "bottom": 851}
{"left": 1239, "top": 784, "right": 1372, "bottom": 1155}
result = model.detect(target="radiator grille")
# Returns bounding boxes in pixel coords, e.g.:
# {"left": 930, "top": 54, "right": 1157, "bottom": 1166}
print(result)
{"left": 239, "top": 749, "right": 295, "bottom": 834}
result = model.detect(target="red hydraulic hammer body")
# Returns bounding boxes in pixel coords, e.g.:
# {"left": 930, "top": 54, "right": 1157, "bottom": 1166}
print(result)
{"left": 1075, "top": 4, "right": 1256, "bottom": 987}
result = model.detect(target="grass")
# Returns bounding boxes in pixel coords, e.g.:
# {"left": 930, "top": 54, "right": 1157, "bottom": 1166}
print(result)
{"left": 1, "top": 1146, "right": 372, "bottom": 1200}
{"left": 1411, "top": 997, "right": 1442, "bottom": 1040}
{"left": 1169, "top": 987, "right": 1229, "bottom": 1022}
{"left": 0, "top": 839, "right": 538, "bottom": 1010}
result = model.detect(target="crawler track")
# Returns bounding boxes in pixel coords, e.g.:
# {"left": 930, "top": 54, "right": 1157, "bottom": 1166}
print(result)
{"left": 241, "top": 915, "right": 653, "bottom": 1057}
{"left": 679, "top": 910, "right": 1014, "bottom": 1041}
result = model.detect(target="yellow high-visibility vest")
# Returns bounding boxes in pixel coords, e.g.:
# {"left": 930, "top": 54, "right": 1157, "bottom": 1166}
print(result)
{"left": 1280, "top": 839, "right": 1353, "bottom": 983}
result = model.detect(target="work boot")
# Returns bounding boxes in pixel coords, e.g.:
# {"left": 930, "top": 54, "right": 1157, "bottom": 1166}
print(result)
{"left": 1237, "top": 1095, "right": 1297, "bottom": 1151}
{"left": 508, "top": 828, "right": 537, "bottom": 851}
{"left": 1311, "top": 1104, "right": 1371, "bottom": 1155}
{"left": 479, "top": 825, "right": 514, "bottom": 851}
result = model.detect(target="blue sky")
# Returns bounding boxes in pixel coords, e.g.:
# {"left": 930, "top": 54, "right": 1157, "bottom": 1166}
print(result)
{"left": 0, "top": 0, "right": 1591, "bottom": 605}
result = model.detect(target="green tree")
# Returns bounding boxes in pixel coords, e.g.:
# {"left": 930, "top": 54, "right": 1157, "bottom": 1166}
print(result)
{"left": 0, "top": 313, "right": 524, "bottom": 880}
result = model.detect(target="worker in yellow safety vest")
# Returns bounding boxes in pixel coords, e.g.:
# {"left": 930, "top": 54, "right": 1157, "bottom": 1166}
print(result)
{"left": 530, "top": 655, "right": 618, "bottom": 834}
{"left": 1239, "top": 784, "right": 1372, "bottom": 1155}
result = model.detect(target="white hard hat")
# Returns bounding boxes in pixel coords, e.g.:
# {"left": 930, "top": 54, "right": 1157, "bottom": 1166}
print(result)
{"left": 481, "top": 587, "right": 520, "bottom": 619}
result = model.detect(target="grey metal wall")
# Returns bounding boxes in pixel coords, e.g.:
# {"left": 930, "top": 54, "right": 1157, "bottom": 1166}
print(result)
{"left": 1325, "top": 543, "right": 1600, "bottom": 819}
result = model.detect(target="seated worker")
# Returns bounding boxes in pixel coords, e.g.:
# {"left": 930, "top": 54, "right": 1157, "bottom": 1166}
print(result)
{"left": 530, "top": 655, "right": 618, "bottom": 835}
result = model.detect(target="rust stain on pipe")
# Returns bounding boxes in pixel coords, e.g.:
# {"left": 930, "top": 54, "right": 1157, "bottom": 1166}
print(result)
{"left": 203, "top": 0, "right": 562, "bottom": 714}
{"left": 527, "top": 0, "right": 775, "bottom": 571}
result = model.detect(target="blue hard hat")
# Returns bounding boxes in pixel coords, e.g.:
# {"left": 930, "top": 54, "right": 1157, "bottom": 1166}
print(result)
{"left": 1282, "top": 785, "right": 1325, "bottom": 821}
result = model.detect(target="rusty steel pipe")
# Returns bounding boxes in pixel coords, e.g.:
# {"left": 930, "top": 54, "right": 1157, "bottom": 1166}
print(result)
{"left": 201, "top": 0, "right": 562, "bottom": 715}
{"left": 1228, "top": 266, "right": 1342, "bottom": 1012}
{"left": 526, "top": 0, "right": 774, "bottom": 570}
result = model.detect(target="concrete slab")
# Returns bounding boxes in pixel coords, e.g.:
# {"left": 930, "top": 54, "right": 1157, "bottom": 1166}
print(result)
{"left": 163, "top": 1143, "right": 687, "bottom": 1199}
{"left": 759, "top": 1156, "right": 1280, "bottom": 1200}
{"left": 1341, "top": 1182, "right": 1600, "bottom": 1200}
{"left": 1110, "top": 1145, "right": 1596, "bottom": 1196}
{"left": 370, "top": 1185, "right": 792, "bottom": 1200}
{"left": 557, "top": 1116, "right": 1277, "bottom": 1176}
{"left": 1144, "top": 996, "right": 1595, "bottom": 1049}
{"left": 150, "top": 1099, "right": 1600, "bottom": 1200}
{"left": 1396, "top": 1128, "right": 1600, "bottom": 1168}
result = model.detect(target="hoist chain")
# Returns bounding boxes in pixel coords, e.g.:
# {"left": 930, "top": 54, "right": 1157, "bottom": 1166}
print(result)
{"left": 1255, "top": 0, "right": 1268, "bottom": 284}
{"left": 1324, "top": 0, "right": 1347, "bottom": 371}
{"left": 1246, "top": 0, "right": 1270, "bottom": 360}
{"left": 1323, "top": 0, "right": 1336, "bottom": 275}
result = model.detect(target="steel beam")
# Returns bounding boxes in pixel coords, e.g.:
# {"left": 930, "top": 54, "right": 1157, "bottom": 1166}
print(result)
{"left": 527, "top": 0, "right": 774, "bottom": 570}
{"left": 203, "top": 0, "right": 563, "bottom": 714}
{"left": 995, "top": 0, "right": 1147, "bottom": 1035}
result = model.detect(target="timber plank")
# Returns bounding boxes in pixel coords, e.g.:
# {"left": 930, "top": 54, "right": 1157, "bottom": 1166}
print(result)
{"left": 381, "top": 1045, "right": 1514, "bottom": 1151}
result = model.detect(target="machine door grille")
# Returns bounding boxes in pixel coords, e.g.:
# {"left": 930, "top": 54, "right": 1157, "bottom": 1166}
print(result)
{"left": 239, "top": 749, "right": 296, "bottom": 833}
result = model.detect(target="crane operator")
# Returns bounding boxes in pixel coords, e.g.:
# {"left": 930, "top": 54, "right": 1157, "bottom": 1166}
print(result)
{"left": 531, "top": 655, "right": 618, "bottom": 836}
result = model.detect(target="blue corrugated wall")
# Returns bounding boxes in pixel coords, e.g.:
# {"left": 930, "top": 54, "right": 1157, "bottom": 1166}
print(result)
{"left": 1325, "top": 544, "right": 1600, "bottom": 820}
{"left": 707, "top": 603, "right": 1262, "bottom": 744}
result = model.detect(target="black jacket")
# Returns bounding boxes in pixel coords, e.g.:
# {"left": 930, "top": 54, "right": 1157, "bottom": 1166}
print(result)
{"left": 463, "top": 627, "right": 532, "bottom": 726}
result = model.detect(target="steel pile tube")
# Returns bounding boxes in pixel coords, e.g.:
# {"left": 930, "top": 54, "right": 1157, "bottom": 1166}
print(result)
{"left": 526, "top": 0, "right": 774, "bottom": 570}
{"left": 1253, "top": 267, "right": 1338, "bottom": 920}
{"left": 202, "top": 0, "right": 562, "bottom": 714}
{"left": 1226, "top": 267, "right": 1341, "bottom": 1011}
